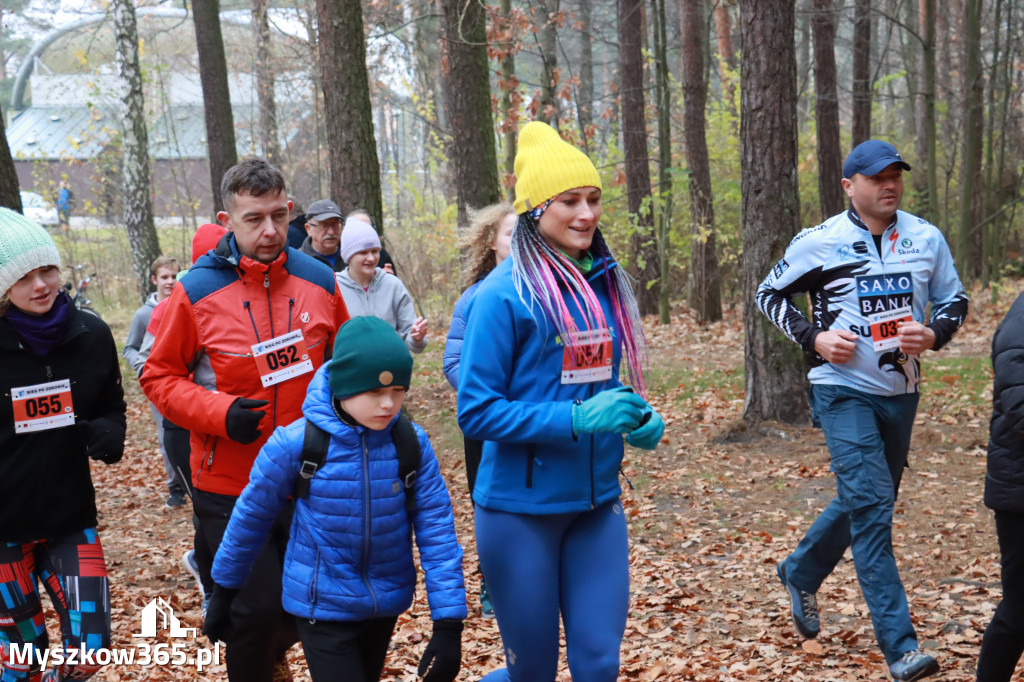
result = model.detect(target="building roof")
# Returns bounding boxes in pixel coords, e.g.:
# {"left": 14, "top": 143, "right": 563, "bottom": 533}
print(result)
{"left": 7, "top": 106, "right": 117, "bottom": 160}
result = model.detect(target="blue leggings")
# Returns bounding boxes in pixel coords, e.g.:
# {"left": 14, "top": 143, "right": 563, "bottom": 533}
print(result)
{"left": 475, "top": 499, "right": 629, "bottom": 682}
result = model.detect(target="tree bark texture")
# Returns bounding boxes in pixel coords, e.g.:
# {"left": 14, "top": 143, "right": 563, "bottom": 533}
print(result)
{"left": 958, "top": 0, "right": 983, "bottom": 280}
{"left": 739, "top": 0, "right": 809, "bottom": 424}
{"left": 913, "top": 0, "right": 937, "bottom": 224}
{"left": 811, "top": 0, "right": 844, "bottom": 219}
{"left": 618, "top": 0, "right": 660, "bottom": 315}
{"left": 713, "top": 0, "right": 736, "bottom": 106}
{"left": 192, "top": 0, "right": 237, "bottom": 217}
{"left": 653, "top": 0, "right": 672, "bottom": 324}
{"left": 578, "top": 0, "right": 595, "bottom": 136}
{"left": 536, "top": 0, "right": 560, "bottom": 125}
{"left": 253, "top": 0, "right": 281, "bottom": 165}
{"left": 316, "top": 0, "right": 384, "bottom": 230}
{"left": 499, "top": 0, "right": 518, "bottom": 198}
{"left": 0, "top": 106, "right": 22, "bottom": 213}
{"left": 851, "top": 0, "right": 872, "bottom": 145}
{"left": 440, "top": 0, "right": 501, "bottom": 227}
{"left": 682, "top": 0, "right": 721, "bottom": 323}
{"left": 113, "top": 0, "right": 162, "bottom": 302}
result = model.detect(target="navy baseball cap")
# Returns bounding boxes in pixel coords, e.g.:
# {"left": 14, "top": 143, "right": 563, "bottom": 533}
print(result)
{"left": 842, "top": 140, "right": 912, "bottom": 179}
{"left": 306, "top": 199, "right": 343, "bottom": 221}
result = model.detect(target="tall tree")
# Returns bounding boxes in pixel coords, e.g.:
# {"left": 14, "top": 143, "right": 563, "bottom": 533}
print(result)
{"left": 958, "top": 0, "right": 983, "bottom": 279}
{"left": 577, "top": 0, "right": 595, "bottom": 135}
{"left": 851, "top": 0, "right": 872, "bottom": 144}
{"left": 713, "top": 0, "right": 737, "bottom": 106}
{"left": 681, "top": 0, "right": 721, "bottom": 323}
{"left": 739, "top": 0, "right": 808, "bottom": 424}
{"left": 912, "top": 0, "right": 937, "bottom": 225}
{"left": 653, "top": 0, "right": 672, "bottom": 324}
{"left": 498, "top": 0, "right": 519, "bottom": 197}
{"left": 811, "top": 0, "right": 844, "bottom": 218}
{"left": 316, "top": 0, "right": 383, "bottom": 229}
{"left": 536, "top": 0, "right": 560, "bottom": 124}
{"left": 192, "top": 0, "right": 237, "bottom": 216}
{"left": 440, "top": 0, "right": 501, "bottom": 227}
{"left": 0, "top": 105, "right": 21, "bottom": 213}
{"left": 113, "top": 0, "right": 162, "bottom": 300}
{"left": 252, "top": 0, "right": 281, "bottom": 164}
{"left": 618, "top": 0, "right": 659, "bottom": 315}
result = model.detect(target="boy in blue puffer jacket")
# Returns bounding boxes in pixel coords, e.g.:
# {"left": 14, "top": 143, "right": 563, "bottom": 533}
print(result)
{"left": 203, "top": 316, "right": 466, "bottom": 682}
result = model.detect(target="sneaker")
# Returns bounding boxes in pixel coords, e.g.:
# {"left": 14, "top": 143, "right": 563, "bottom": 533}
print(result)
{"left": 166, "top": 490, "right": 185, "bottom": 508}
{"left": 201, "top": 593, "right": 212, "bottom": 619}
{"left": 480, "top": 579, "right": 494, "bottom": 618}
{"left": 182, "top": 550, "right": 206, "bottom": 599}
{"left": 777, "top": 561, "right": 820, "bottom": 639}
{"left": 888, "top": 650, "right": 939, "bottom": 681}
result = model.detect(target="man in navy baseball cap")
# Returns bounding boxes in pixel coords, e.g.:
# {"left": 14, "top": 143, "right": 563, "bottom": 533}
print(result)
{"left": 843, "top": 139, "right": 912, "bottom": 179}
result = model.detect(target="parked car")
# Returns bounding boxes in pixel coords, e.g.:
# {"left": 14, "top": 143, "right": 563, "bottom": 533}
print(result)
{"left": 20, "top": 190, "right": 59, "bottom": 226}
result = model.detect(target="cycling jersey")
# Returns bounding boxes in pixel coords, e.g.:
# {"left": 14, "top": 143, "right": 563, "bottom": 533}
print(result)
{"left": 757, "top": 208, "right": 968, "bottom": 396}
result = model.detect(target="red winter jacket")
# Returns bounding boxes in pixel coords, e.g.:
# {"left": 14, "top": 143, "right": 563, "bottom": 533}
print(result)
{"left": 141, "top": 234, "right": 349, "bottom": 496}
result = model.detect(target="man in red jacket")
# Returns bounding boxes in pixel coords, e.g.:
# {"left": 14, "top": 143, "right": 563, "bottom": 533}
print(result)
{"left": 142, "top": 159, "right": 349, "bottom": 681}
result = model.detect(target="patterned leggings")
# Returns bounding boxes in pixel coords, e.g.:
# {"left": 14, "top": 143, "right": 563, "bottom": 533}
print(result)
{"left": 0, "top": 530, "right": 111, "bottom": 682}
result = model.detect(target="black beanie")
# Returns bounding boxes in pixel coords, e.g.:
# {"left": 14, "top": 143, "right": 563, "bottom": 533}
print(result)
{"left": 328, "top": 316, "right": 413, "bottom": 399}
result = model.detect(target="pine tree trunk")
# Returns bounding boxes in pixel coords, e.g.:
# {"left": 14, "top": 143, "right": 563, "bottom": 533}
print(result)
{"left": 713, "top": 0, "right": 736, "bottom": 106}
{"left": 618, "top": 0, "right": 660, "bottom": 316}
{"left": 537, "top": 0, "right": 560, "bottom": 125}
{"left": 578, "top": 0, "right": 595, "bottom": 136}
{"left": 958, "top": 0, "right": 983, "bottom": 281}
{"left": 682, "top": 0, "right": 721, "bottom": 323}
{"left": 113, "top": 0, "right": 162, "bottom": 302}
{"left": 653, "top": 0, "right": 673, "bottom": 324}
{"left": 193, "top": 0, "right": 237, "bottom": 217}
{"left": 440, "top": 0, "right": 501, "bottom": 227}
{"left": 739, "top": 0, "right": 809, "bottom": 424}
{"left": 913, "top": 0, "right": 937, "bottom": 225}
{"left": 812, "top": 0, "right": 844, "bottom": 219}
{"left": 316, "top": 0, "right": 384, "bottom": 230}
{"left": 499, "top": 0, "right": 517, "bottom": 199}
{"left": 253, "top": 0, "right": 281, "bottom": 165}
{"left": 852, "top": 0, "right": 872, "bottom": 145}
{"left": 0, "top": 106, "right": 22, "bottom": 212}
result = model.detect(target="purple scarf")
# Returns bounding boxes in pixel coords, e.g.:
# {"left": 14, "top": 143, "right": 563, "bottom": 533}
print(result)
{"left": 5, "top": 292, "right": 71, "bottom": 357}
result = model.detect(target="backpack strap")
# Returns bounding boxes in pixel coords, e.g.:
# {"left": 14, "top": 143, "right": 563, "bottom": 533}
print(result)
{"left": 392, "top": 412, "right": 421, "bottom": 514}
{"left": 295, "top": 419, "right": 330, "bottom": 499}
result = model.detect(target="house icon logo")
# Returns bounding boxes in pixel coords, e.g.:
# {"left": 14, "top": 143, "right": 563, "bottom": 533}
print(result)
{"left": 132, "top": 597, "right": 197, "bottom": 638}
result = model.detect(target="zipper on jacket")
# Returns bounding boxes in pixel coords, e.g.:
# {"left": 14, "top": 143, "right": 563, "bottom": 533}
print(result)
{"left": 265, "top": 274, "right": 275, "bottom": 336}
{"left": 44, "top": 365, "right": 52, "bottom": 380}
{"left": 588, "top": 384, "right": 597, "bottom": 509}
{"left": 243, "top": 301, "right": 261, "bottom": 343}
{"left": 288, "top": 299, "right": 295, "bottom": 332}
{"left": 525, "top": 445, "right": 535, "bottom": 488}
{"left": 359, "top": 432, "right": 379, "bottom": 616}
{"left": 308, "top": 547, "right": 320, "bottom": 623}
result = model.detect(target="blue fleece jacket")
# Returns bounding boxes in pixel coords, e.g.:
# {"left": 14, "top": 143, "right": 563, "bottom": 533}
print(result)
{"left": 212, "top": 365, "right": 466, "bottom": 622}
{"left": 457, "top": 256, "right": 628, "bottom": 515}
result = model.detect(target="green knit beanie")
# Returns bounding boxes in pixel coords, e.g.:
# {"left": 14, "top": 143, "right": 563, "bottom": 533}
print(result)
{"left": 0, "top": 207, "right": 61, "bottom": 296}
{"left": 328, "top": 316, "right": 414, "bottom": 399}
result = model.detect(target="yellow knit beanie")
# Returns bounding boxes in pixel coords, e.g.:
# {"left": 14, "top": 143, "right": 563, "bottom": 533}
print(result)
{"left": 513, "top": 122, "right": 602, "bottom": 214}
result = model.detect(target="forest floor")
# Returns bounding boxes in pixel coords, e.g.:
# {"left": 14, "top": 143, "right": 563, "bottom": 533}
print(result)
{"left": 81, "top": 281, "right": 1019, "bottom": 681}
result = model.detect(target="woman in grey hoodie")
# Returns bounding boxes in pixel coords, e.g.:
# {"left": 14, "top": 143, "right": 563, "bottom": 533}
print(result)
{"left": 336, "top": 217, "right": 428, "bottom": 353}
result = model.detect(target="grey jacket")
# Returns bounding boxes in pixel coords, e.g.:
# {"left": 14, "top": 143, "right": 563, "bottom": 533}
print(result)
{"left": 123, "top": 292, "right": 159, "bottom": 373}
{"left": 336, "top": 268, "right": 426, "bottom": 353}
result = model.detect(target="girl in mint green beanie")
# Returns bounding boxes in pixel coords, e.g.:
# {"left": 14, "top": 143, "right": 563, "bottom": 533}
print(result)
{"left": 0, "top": 207, "right": 127, "bottom": 682}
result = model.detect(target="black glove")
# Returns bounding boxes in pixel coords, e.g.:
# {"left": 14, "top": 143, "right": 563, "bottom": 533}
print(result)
{"left": 202, "top": 584, "right": 239, "bottom": 644}
{"left": 83, "top": 417, "right": 125, "bottom": 464}
{"left": 225, "top": 398, "right": 268, "bottom": 444}
{"left": 417, "top": 619, "right": 463, "bottom": 682}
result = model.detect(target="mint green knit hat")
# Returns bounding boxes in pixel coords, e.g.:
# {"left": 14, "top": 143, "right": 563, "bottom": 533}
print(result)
{"left": 0, "top": 207, "right": 61, "bottom": 296}
{"left": 328, "top": 316, "right": 413, "bottom": 399}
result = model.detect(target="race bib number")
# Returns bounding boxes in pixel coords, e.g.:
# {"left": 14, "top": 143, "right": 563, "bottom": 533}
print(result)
{"left": 252, "top": 330, "right": 314, "bottom": 388}
{"left": 561, "top": 328, "right": 613, "bottom": 384}
{"left": 869, "top": 306, "right": 913, "bottom": 352}
{"left": 12, "top": 379, "right": 75, "bottom": 433}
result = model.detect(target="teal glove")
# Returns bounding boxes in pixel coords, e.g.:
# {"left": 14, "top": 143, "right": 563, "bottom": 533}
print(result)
{"left": 627, "top": 408, "right": 664, "bottom": 449}
{"left": 571, "top": 387, "right": 647, "bottom": 436}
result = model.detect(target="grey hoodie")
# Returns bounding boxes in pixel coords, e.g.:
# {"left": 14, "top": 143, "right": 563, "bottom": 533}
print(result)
{"left": 336, "top": 268, "right": 426, "bottom": 353}
{"left": 123, "top": 292, "right": 159, "bottom": 373}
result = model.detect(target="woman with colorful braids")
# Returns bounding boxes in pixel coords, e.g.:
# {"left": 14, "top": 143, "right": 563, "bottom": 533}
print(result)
{"left": 0, "top": 209, "right": 126, "bottom": 681}
{"left": 443, "top": 202, "right": 515, "bottom": 617}
{"left": 458, "top": 122, "right": 665, "bottom": 681}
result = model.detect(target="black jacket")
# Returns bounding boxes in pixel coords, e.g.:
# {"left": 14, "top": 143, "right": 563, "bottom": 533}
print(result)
{"left": 299, "top": 236, "right": 345, "bottom": 272}
{"left": 986, "top": 289, "right": 1024, "bottom": 513}
{"left": 0, "top": 299, "right": 126, "bottom": 542}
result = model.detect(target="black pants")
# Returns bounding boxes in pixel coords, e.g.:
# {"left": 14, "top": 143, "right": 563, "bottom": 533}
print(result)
{"left": 296, "top": 616, "right": 397, "bottom": 682}
{"left": 193, "top": 488, "right": 299, "bottom": 682}
{"left": 164, "top": 419, "right": 214, "bottom": 595}
{"left": 978, "top": 510, "right": 1024, "bottom": 681}
{"left": 464, "top": 436, "right": 483, "bottom": 496}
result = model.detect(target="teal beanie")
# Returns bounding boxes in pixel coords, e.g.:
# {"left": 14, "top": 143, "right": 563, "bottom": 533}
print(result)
{"left": 0, "top": 207, "right": 61, "bottom": 296}
{"left": 328, "top": 316, "right": 414, "bottom": 399}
